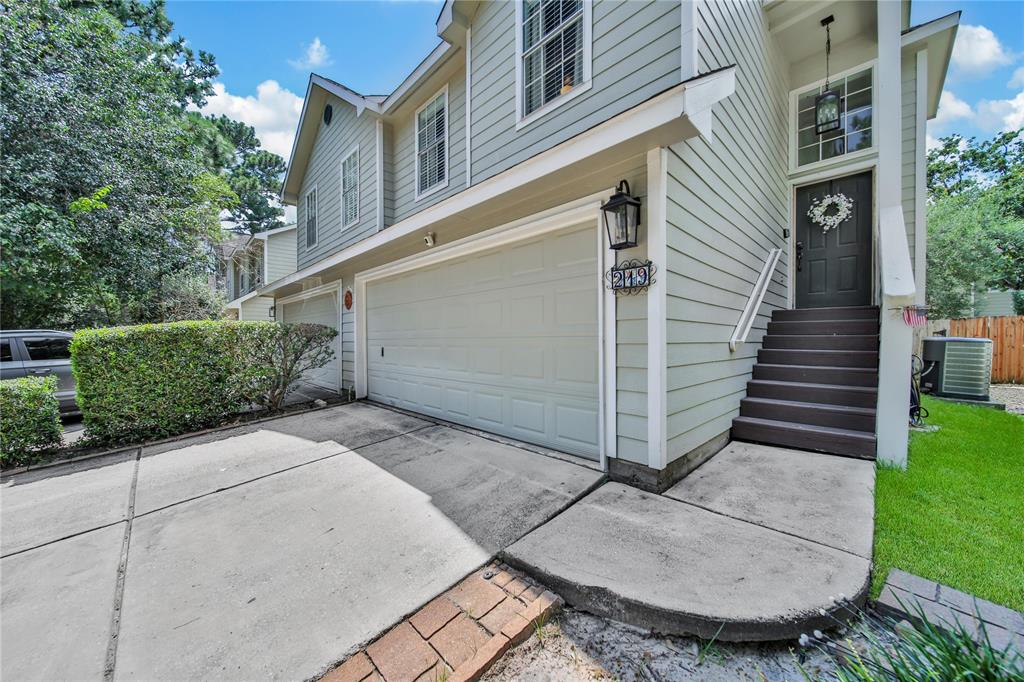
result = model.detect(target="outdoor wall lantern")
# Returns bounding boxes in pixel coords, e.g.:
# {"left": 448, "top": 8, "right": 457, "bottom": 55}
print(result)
{"left": 814, "top": 15, "right": 842, "bottom": 136}
{"left": 601, "top": 180, "right": 641, "bottom": 250}
{"left": 268, "top": 304, "right": 276, "bottom": 320}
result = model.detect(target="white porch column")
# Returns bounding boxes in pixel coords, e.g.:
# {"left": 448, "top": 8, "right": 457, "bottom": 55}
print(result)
{"left": 875, "top": 0, "right": 912, "bottom": 468}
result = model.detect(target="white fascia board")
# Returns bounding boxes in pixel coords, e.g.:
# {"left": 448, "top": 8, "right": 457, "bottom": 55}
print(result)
{"left": 253, "top": 223, "right": 297, "bottom": 240}
{"left": 901, "top": 12, "right": 959, "bottom": 119}
{"left": 259, "top": 68, "right": 736, "bottom": 298}
{"left": 380, "top": 42, "right": 455, "bottom": 114}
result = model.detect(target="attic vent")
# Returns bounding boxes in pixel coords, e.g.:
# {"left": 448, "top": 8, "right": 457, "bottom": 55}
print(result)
{"left": 323, "top": 104, "right": 333, "bottom": 125}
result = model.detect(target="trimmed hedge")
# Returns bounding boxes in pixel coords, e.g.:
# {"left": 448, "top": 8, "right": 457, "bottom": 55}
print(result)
{"left": 0, "top": 376, "right": 63, "bottom": 466}
{"left": 71, "top": 321, "right": 276, "bottom": 443}
{"left": 71, "top": 320, "right": 338, "bottom": 444}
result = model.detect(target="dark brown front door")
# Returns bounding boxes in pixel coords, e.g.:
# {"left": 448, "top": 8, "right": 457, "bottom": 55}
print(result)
{"left": 795, "top": 171, "right": 872, "bottom": 308}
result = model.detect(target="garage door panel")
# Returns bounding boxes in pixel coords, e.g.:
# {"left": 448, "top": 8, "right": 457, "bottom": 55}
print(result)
{"left": 367, "top": 223, "right": 599, "bottom": 459}
{"left": 283, "top": 292, "right": 341, "bottom": 392}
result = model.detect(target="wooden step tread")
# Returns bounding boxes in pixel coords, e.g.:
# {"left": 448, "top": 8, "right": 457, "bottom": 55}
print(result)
{"left": 748, "top": 379, "right": 877, "bottom": 394}
{"left": 731, "top": 416, "right": 877, "bottom": 459}
{"left": 733, "top": 416, "right": 877, "bottom": 440}
{"left": 755, "top": 364, "right": 878, "bottom": 374}
{"left": 741, "top": 396, "right": 877, "bottom": 416}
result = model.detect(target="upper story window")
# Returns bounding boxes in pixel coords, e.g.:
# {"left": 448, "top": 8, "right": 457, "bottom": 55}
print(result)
{"left": 341, "top": 147, "right": 359, "bottom": 228}
{"left": 516, "top": 0, "right": 592, "bottom": 127}
{"left": 793, "top": 66, "right": 874, "bottom": 169}
{"left": 416, "top": 87, "right": 448, "bottom": 199}
{"left": 305, "top": 187, "right": 318, "bottom": 247}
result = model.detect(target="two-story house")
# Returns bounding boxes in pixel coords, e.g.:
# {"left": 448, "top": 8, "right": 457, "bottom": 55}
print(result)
{"left": 222, "top": 223, "right": 298, "bottom": 321}
{"left": 259, "top": 0, "right": 958, "bottom": 489}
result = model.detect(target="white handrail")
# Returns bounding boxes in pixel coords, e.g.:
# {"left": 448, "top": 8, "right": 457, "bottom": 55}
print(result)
{"left": 730, "top": 247, "right": 782, "bottom": 352}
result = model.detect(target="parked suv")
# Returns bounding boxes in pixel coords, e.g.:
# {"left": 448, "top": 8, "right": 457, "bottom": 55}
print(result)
{"left": 1, "top": 330, "right": 78, "bottom": 414}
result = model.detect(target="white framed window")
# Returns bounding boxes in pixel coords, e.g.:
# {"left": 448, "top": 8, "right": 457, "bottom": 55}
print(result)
{"left": 415, "top": 85, "right": 449, "bottom": 200}
{"left": 304, "top": 186, "right": 318, "bottom": 248}
{"left": 515, "top": 0, "right": 593, "bottom": 129}
{"left": 341, "top": 146, "right": 360, "bottom": 228}
{"left": 791, "top": 63, "right": 875, "bottom": 172}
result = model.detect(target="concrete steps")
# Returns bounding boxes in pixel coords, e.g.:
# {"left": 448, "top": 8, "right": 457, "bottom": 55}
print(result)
{"left": 733, "top": 306, "right": 879, "bottom": 459}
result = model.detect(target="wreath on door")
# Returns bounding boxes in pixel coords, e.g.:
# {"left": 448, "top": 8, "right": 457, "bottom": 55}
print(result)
{"left": 807, "top": 193, "right": 854, "bottom": 233}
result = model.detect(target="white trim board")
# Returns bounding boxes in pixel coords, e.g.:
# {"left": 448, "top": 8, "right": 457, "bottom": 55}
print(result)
{"left": 353, "top": 191, "right": 616, "bottom": 467}
{"left": 645, "top": 148, "right": 668, "bottom": 471}
{"left": 375, "top": 119, "right": 385, "bottom": 232}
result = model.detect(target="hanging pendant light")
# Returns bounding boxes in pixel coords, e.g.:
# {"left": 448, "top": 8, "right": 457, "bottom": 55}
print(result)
{"left": 815, "top": 15, "right": 842, "bottom": 136}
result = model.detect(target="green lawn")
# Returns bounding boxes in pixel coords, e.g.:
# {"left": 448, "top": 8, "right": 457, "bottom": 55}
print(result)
{"left": 872, "top": 396, "right": 1024, "bottom": 611}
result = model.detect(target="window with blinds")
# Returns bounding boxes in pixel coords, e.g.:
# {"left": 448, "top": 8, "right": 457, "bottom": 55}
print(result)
{"left": 522, "top": 0, "right": 584, "bottom": 117}
{"left": 341, "top": 148, "right": 359, "bottom": 227}
{"left": 416, "top": 90, "right": 447, "bottom": 196}
{"left": 305, "top": 187, "right": 318, "bottom": 247}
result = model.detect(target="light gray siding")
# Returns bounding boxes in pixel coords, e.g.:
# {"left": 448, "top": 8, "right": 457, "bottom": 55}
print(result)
{"left": 974, "top": 289, "right": 1018, "bottom": 317}
{"left": 612, "top": 162, "right": 649, "bottom": 464}
{"left": 341, "top": 288, "right": 354, "bottom": 390}
{"left": 391, "top": 73, "right": 468, "bottom": 222}
{"left": 265, "top": 230, "right": 297, "bottom": 282}
{"left": 663, "top": 0, "right": 789, "bottom": 462}
{"left": 901, "top": 55, "right": 918, "bottom": 276}
{"left": 297, "top": 96, "right": 378, "bottom": 270}
{"left": 469, "top": 0, "right": 682, "bottom": 185}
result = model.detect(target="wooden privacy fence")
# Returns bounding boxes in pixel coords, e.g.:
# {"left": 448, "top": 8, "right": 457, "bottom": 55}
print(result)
{"left": 947, "top": 316, "right": 1024, "bottom": 384}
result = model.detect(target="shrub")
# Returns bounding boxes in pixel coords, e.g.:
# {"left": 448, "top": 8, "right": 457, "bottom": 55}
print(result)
{"left": 71, "top": 320, "right": 337, "bottom": 444}
{"left": 0, "top": 376, "right": 63, "bottom": 466}
{"left": 236, "top": 323, "right": 339, "bottom": 410}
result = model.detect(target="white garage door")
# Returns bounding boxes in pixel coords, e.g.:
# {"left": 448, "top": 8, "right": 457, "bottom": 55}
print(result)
{"left": 366, "top": 223, "right": 599, "bottom": 459}
{"left": 282, "top": 291, "right": 341, "bottom": 392}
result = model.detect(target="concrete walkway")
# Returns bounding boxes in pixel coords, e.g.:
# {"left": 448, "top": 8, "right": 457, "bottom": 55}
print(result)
{"left": 1, "top": 402, "right": 602, "bottom": 681}
{"left": 503, "top": 441, "right": 875, "bottom": 641}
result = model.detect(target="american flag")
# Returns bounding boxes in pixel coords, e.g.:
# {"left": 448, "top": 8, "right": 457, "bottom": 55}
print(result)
{"left": 903, "top": 305, "right": 928, "bottom": 327}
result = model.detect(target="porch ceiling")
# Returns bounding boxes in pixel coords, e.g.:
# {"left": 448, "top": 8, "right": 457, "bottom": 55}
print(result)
{"left": 767, "top": 0, "right": 878, "bottom": 67}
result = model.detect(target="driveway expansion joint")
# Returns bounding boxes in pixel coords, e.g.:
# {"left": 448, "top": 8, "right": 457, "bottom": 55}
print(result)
{"left": 103, "top": 447, "right": 142, "bottom": 682}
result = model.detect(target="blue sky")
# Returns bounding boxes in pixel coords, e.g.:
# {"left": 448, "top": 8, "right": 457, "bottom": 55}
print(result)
{"left": 166, "top": 0, "right": 1023, "bottom": 162}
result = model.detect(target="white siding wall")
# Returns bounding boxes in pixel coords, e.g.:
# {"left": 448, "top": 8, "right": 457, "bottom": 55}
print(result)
{"left": 663, "top": 0, "right": 790, "bottom": 463}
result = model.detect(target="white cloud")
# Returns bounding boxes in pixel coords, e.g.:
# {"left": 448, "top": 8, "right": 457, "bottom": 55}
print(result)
{"left": 932, "top": 90, "right": 974, "bottom": 128}
{"left": 288, "top": 37, "right": 333, "bottom": 70}
{"left": 951, "top": 25, "right": 1014, "bottom": 76}
{"left": 1009, "top": 66, "right": 1024, "bottom": 89}
{"left": 975, "top": 91, "right": 1024, "bottom": 133}
{"left": 926, "top": 134, "right": 941, "bottom": 151}
{"left": 200, "top": 80, "right": 304, "bottom": 160}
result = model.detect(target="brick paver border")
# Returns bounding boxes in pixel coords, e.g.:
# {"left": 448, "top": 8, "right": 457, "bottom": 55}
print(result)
{"left": 321, "top": 562, "right": 563, "bottom": 682}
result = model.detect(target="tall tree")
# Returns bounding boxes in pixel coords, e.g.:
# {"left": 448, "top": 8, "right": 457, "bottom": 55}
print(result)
{"left": 925, "top": 130, "right": 1024, "bottom": 318}
{"left": 208, "top": 115, "right": 286, "bottom": 234}
{"left": 0, "top": 0, "right": 236, "bottom": 328}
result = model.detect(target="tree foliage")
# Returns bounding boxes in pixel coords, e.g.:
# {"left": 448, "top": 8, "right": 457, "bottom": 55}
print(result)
{"left": 0, "top": 0, "right": 285, "bottom": 329}
{"left": 925, "top": 130, "right": 1024, "bottom": 318}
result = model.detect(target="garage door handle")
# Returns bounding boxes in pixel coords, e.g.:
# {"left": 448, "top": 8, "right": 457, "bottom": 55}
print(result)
{"left": 381, "top": 347, "right": 384, "bottom": 357}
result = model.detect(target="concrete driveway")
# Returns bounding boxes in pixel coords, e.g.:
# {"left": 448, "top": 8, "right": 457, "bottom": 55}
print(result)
{"left": 1, "top": 402, "right": 602, "bottom": 681}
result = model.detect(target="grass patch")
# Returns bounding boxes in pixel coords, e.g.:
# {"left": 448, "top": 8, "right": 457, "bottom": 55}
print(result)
{"left": 872, "top": 396, "right": 1024, "bottom": 611}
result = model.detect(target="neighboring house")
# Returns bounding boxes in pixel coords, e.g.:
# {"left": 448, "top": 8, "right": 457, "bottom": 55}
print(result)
{"left": 258, "top": 0, "right": 958, "bottom": 485}
{"left": 973, "top": 288, "right": 1019, "bottom": 317}
{"left": 221, "top": 224, "right": 298, "bottom": 321}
